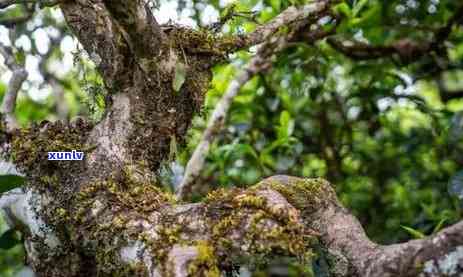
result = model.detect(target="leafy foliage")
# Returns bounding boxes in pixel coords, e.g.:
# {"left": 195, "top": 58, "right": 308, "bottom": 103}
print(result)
{"left": 0, "top": 230, "right": 21, "bottom": 250}
{"left": 179, "top": 0, "right": 463, "bottom": 245}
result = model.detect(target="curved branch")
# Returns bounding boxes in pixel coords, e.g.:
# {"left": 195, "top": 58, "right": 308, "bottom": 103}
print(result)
{"left": 213, "top": 0, "right": 334, "bottom": 53}
{"left": 243, "top": 1, "right": 332, "bottom": 48}
{"left": 327, "top": 37, "right": 397, "bottom": 60}
{"left": 252, "top": 176, "right": 463, "bottom": 276}
{"left": 328, "top": 3, "right": 463, "bottom": 64}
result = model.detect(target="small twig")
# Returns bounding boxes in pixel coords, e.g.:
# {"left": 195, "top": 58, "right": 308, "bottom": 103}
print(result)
{"left": 0, "top": 43, "right": 27, "bottom": 131}
{"left": 51, "top": 79, "right": 69, "bottom": 122}
{"left": 0, "top": 13, "right": 32, "bottom": 27}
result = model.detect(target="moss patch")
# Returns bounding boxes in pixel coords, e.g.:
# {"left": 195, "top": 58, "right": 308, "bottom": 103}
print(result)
{"left": 11, "top": 119, "right": 92, "bottom": 175}
{"left": 255, "top": 177, "right": 337, "bottom": 212}
{"left": 187, "top": 240, "right": 220, "bottom": 277}
{"left": 203, "top": 185, "right": 316, "bottom": 269}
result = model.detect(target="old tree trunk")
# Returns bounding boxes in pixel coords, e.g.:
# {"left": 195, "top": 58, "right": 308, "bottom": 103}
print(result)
{"left": 0, "top": 0, "right": 462, "bottom": 276}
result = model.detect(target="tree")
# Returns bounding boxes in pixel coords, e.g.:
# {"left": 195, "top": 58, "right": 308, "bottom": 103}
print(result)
{"left": 0, "top": 0, "right": 462, "bottom": 276}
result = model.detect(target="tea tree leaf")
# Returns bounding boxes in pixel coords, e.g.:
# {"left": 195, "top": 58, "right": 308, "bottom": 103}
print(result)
{"left": 0, "top": 175, "right": 25, "bottom": 193}
{"left": 173, "top": 63, "right": 187, "bottom": 93}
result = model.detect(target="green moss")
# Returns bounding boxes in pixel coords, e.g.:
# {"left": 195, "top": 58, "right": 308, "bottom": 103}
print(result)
{"left": 255, "top": 177, "right": 337, "bottom": 212}
{"left": 167, "top": 26, "right": 238, "bottom": 58}
{"left": 234, "top": 194, "right": 267, "bottom": 208}
{"left": 187, "top": 240, "right": 220, "bottom": 277}
{"left": 204, "top": 187, "right": 239, "bottom": 204}
{"left": 55, "top": 208, "right": 68, "bottom": 220}
{"left": 76, "top": 174, "right": 174, "bottom": 276}
{"left": 10, "top": 123, "right": 324, "bottom": 275}
{"left": 125, "top": 25, "right": 232, "bottom": 173}
{"left": 11, "top": 120, "right": 92, "bottom": 173}
{"left": 39, "top": 174, "right": 59, "bottom": 188}
{"left": 16, "top": 154, "right": 176, "bottom": 276}
{"left": 201, "top": 181, "right": 319, "bottom": 269}
{"left": 212, "top": 215, "right": 238, "bottom": 238}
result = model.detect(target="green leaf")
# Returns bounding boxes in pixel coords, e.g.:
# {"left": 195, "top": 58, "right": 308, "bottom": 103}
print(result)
{"left": 269, "top": 0, "right": 281, "bottom": 12}
{"left": 0, "top": 230, "right": 21, "bottom": 250}
{"left": 168, "top": 135, "right": 178, "bottom": 163}
{"left": 0, "top": 174, "right": 25, "bottom": 193}
{"left": 432, "top": 218, "right": 447, "bottom": 234}
{"left": 352, "top": 0, "right": 368, "bottom": 17}
{"left": 401, "top": 225, "right": 425, "bottom": 239}
{"left": 15, "top": 50, "right": 26, "bottom": 65}
{"left": 233, "top": 143, "right": 259, "bottom": 161}
{"left": 277, "top": 111, "right": 294, "bottom": 139}
{"left": 172, "top": 63, "right": 187, "bottom": 93}
{"left": 220, "top": 3, "right": 236, "bottom": 18}
{"left": 348, "top": 4, "right": 380, "bottom": 29}
{"left": 333, "top": 3, "right": 352, "bottom": 18}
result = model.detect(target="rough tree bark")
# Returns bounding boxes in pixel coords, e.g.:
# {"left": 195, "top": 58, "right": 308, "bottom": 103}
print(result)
{"left": 0, "top": 0, "right": 462, "bottom": 276}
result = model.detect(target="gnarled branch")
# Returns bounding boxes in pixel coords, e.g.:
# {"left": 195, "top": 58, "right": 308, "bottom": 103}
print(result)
{"left": 1, "top": 175, "right": 462, "bottom": 276}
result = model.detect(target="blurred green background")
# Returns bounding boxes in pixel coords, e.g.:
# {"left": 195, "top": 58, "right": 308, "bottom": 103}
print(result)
{"left": 1, "top": 0, "right": 463, "bottom": 276}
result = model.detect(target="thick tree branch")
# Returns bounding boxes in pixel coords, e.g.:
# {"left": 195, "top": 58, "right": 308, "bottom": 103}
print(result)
{"left": 1, "top": 175, "right": 462, "bottom": 276}
{"left": 58, "top": 0, "right": 222, "bottom": 177}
